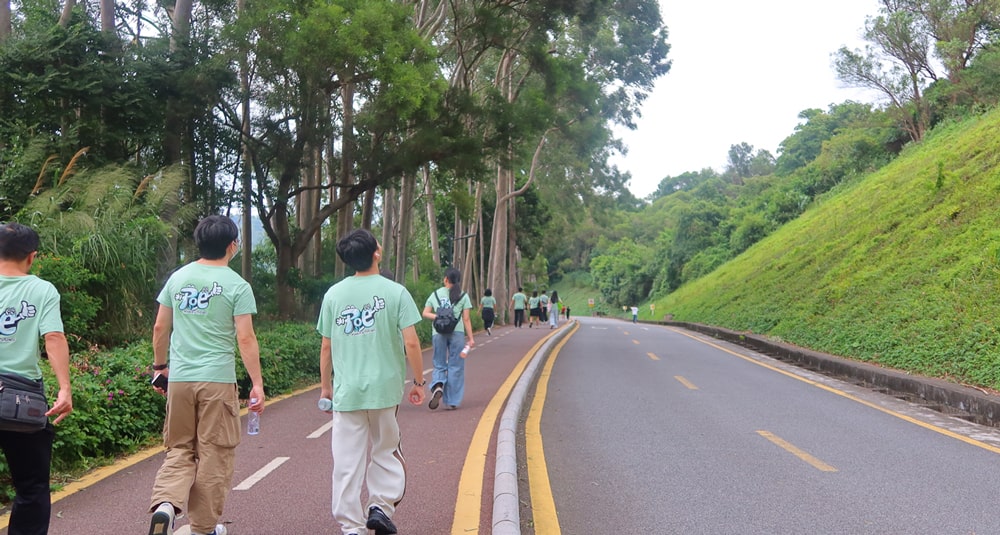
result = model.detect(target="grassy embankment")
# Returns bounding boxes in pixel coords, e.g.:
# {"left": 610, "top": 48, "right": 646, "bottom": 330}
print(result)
{"left": 653, "top": 110, "right": 1000, "bottom": 392}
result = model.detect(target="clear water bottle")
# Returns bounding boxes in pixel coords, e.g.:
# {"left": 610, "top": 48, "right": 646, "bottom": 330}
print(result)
{"left": 247, "top": 398, "right": 260, "bottom": 435}
{"left": 461, "top": 345, "right": 470, "bottom": 358}
{"left": 318, "top": 397, "right": 333, "bottom": 411}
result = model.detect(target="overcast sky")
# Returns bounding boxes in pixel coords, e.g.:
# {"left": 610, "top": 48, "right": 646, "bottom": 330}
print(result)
{"left": 615, "top": 0, "right": 883, "bottom": 199}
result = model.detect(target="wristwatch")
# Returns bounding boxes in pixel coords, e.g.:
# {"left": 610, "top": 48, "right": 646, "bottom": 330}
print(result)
{"left": 152, "top": 363, "right": 168, "bottom": 371}
{"left": 412, "top": 378, "right": 426, "bottom": 387}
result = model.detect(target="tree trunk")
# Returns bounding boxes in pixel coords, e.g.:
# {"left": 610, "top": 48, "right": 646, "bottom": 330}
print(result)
{"left": 238, "top": 0, "right": 253, "bottom": 281}
{"left": 395, "top": 172, "right": 416, "bottom": 283}
{"left": 297, "top": 142, "right": 320, "bottom": 276}
{"left": 58, "top": 0, "right": 75, "bottom": 27}
{"left": 335, "top": 83, "right": 356, "bottom": 280}
{"left": 381, "top": 185, "right": 397, "bottom": 279}
{"left": 424, "top": 164, "right": 440, "bottom": 265}
{"left": 0, "top": 1, "right": 11, "bottom": 42}
{"left": 100, "top": 0, "right": 115, "bottom": 33}
{"left": 163, "top": 0, "right": 193, "bottom": 165}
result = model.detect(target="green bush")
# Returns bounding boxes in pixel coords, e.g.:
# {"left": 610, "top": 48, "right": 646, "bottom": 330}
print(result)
{"left": 31, "top": 253, "right": 104, "bottom": 351}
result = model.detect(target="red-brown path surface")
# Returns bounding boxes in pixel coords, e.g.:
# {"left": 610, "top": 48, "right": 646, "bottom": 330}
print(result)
{"left": 1, "top": 322, "right": 562, "bottom": 535}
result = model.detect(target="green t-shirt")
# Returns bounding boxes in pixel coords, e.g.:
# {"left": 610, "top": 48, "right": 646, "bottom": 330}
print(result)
{"left": 156, "top": 262, "right": 257, "bottom": 383}
{"left": 481, "top": 296, "right": 496, "bottom": 309}
{"left": 424, "top": 288, "right": 473, "bottom": 333}
{"left": 529, "top": 296, "right": 540, "bottom": 309}
{"left": 316, "top": 275, "right": 421, "bottom": 411}
{"left": 0, "top": 275, "right": 63, "bottom": 380}
{"left": 512, "top": 292, "right": 527, "bottom": 310}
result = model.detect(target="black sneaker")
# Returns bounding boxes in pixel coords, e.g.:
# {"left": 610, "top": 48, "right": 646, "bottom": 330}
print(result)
{"left": 366, "top": 506, "right": 398, "bottom": 535}
{"left": 428, "top": 384, "right": 443, "bottom": 410}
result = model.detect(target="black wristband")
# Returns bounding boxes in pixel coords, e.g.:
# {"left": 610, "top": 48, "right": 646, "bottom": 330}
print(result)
{"left": 152, "top": 363, "right": 168, "bottom": 371}
{"left": 412, "top": 379, "right": 426, "bottom": 387}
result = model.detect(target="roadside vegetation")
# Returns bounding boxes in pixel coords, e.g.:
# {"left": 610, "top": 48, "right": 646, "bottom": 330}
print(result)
{"left": 656, "top": 110, "right": 1000, "bottom": 390}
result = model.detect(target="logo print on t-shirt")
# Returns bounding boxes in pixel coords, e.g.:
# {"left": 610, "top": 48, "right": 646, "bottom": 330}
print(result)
{"left": 0, "top": 300, "right": 37, "bottom": 337}
{"left": 175, "top": 282, "right": 224, "bottom": 313}
{"left": 336, "top": 296, "right": 386, "bottom": 335}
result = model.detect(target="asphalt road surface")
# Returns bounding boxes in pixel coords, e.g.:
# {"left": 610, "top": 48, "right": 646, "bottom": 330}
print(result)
{"left": 532, "top": 317, "right": 1000, "bottom": 534}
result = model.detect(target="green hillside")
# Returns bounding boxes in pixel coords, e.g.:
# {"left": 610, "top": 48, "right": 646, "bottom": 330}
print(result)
{"left": 657, "top": 109, "right": 1000, "bottom": 391}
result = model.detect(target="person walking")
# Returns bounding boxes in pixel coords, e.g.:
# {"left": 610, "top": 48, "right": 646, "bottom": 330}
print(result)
{"left": 480, "top": 288, "right": 496, "bottom": 336}
{"left": 539, "top": 290, "right": 549, "bottom": 324}
{"left": 511, "top": 287, "right": 527, "bottom": 328}
{"left": 316, "top": 229, "right": 426, "bottom": 535}
{"left": 548, "top": 290, "right": 560, "bottom": 329}
{"left": 147, "top": 215, "right": 265, "bottom": 535}
{"left": 423, "top": 268, "right": 475, "bottom": 411}
{"left": 0, "top": 222, "right": 73, "bottom": 535}
{"left": 631, "top": 305, "right": 639, "bottom": 324}
{"left": 528, "top": 291, "right": 540, "bottom": 328}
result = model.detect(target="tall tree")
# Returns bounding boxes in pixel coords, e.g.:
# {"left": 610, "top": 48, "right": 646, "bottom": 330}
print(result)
{"left": 229, "top": 0, "right": 446, "bottom": 317}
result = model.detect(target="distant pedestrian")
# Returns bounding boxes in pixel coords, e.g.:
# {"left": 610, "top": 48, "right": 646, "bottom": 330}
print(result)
{"left": 548, "top": 290, "right": 560, "bottom": 329}
{"left": 316, "top": 229, "right": 426, "bottom": 535}
{"left": 423, "top": 268, "right": 475, "bottom": 410}
{"left": 147, "top": 215, "right": 265, "bottom": 535}
{"left": 528, "top": 291, "right": 540, "bottom": 328}
{"left": 480, "top": 288, "right": 496, "bottom": 336}
{"left": 511, "top": 287, "right": 527, "bottom": 328}
{"left": 0, "top": 222, "right": 74, "bottom": 535}
{"left": 539, "top": 290, "right": 549, "bottom": 323}
{"left": 564, "top": 304, "right": 570, "bottom": 321}
{"left": 631, "top": 305, "right": 639, "bottom": 324}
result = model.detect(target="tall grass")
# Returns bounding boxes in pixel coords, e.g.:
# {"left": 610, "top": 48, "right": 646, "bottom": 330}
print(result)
{"left": 657, "top": 109, "right": 1000, "bottom": 391}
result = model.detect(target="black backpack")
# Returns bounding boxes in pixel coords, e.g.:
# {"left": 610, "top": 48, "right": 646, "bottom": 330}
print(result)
{"left": 432, "top": 291, "right": 464, "bottom": 334}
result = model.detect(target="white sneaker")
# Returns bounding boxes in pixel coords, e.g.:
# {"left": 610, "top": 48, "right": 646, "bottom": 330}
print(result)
{"left": 148, "top": 502, "right": 175, "bottom": 535}
{"left": 195, "top": 525, "right": 227, "bottom": 535}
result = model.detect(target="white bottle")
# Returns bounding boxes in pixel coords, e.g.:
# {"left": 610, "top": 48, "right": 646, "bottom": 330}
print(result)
{"left": 247, "top": 398, "right": 260, "bottom": 435}
{"left": 318, "top": 397, "right": 333, "bottom": 411}
{"left": 461, "top": 345, "right": 470, "bottom": 358}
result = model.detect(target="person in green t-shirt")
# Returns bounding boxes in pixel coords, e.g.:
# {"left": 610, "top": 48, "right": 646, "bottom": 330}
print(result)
{"left": 511, "top": 287, "right": 527, "bottom": 328}
{"left": 316, "top": 229, "right": 425, "bottom": 535}
{"left": 147, "top": 215, "right": 265, "bottom": 535}
{"left": 0, "top": 222, "right": 73, "bottom": 535}
{"left": 528, "top": 291, "right": 541, "bottom": 328}
{"left": 422, "top": 267, "right": 475, "bottom": 412}
{"left": 479, "top": 288, "right": 496, "bottom": 336}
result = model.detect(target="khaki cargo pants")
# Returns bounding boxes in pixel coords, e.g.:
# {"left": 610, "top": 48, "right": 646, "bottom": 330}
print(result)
{"left": 149, "top": 382, "right": 241, "bottom": 534}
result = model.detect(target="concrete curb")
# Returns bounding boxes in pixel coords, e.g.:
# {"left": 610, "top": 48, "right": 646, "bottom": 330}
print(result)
{"left": 661, "top": 321, "right": 1000, "bottom": 427}
{"left": 492, "top": 321, "right": 576, "bottom": 535}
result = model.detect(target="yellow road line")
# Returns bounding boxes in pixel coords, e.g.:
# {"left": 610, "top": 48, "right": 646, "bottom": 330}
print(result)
{"left": 632, "top": 339, "right": 640, "bottom": 345}
{"left": 524, "top": 323, "right": 579, "bottom": 534}
{"left": 674, "top": 375, "right": 698, "bottom": 390}
{"left": 669, "top": 328, "right": 1000, "bottom": 456}
{"left": 647, "top": 352, "right": 660, "bottom": 361}
{"left": 451, "top": 329, "right": 564, "bottom": 534}
{"left": 757, "top": 430, "right": 838, "bottom": 472}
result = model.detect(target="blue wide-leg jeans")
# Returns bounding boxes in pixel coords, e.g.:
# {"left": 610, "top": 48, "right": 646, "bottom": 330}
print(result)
{"left": 431, "top": 331, "right": 467, "bottom": 408}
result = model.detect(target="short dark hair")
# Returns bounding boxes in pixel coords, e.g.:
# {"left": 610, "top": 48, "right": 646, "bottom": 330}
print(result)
{"left": 337, "top": 229, "right": 378, "bottom": 272}
{"left": 0, "top": 222, "right": 40, "bottom": 261}
{"left": 195, "top": 215, "right": 239, "bottom": 260}
{"left": 484, "top": 288, "right": 492, "bottom": 297}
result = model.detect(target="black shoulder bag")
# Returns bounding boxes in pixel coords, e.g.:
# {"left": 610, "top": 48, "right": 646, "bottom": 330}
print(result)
{"left": 0, "top": 373, "right": 49, "bottom": 432}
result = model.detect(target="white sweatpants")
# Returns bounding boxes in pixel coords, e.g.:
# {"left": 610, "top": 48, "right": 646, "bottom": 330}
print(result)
{"left": 331, "top": 407, "right": 406, "bottom": 535}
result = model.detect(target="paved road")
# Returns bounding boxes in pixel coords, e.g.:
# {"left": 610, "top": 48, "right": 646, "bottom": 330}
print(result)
{"left": 0, "top": 321, "right": 565, "bottom": 535}
{"left": 533, "top": 317, "right": 1000, "bottom": 534}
